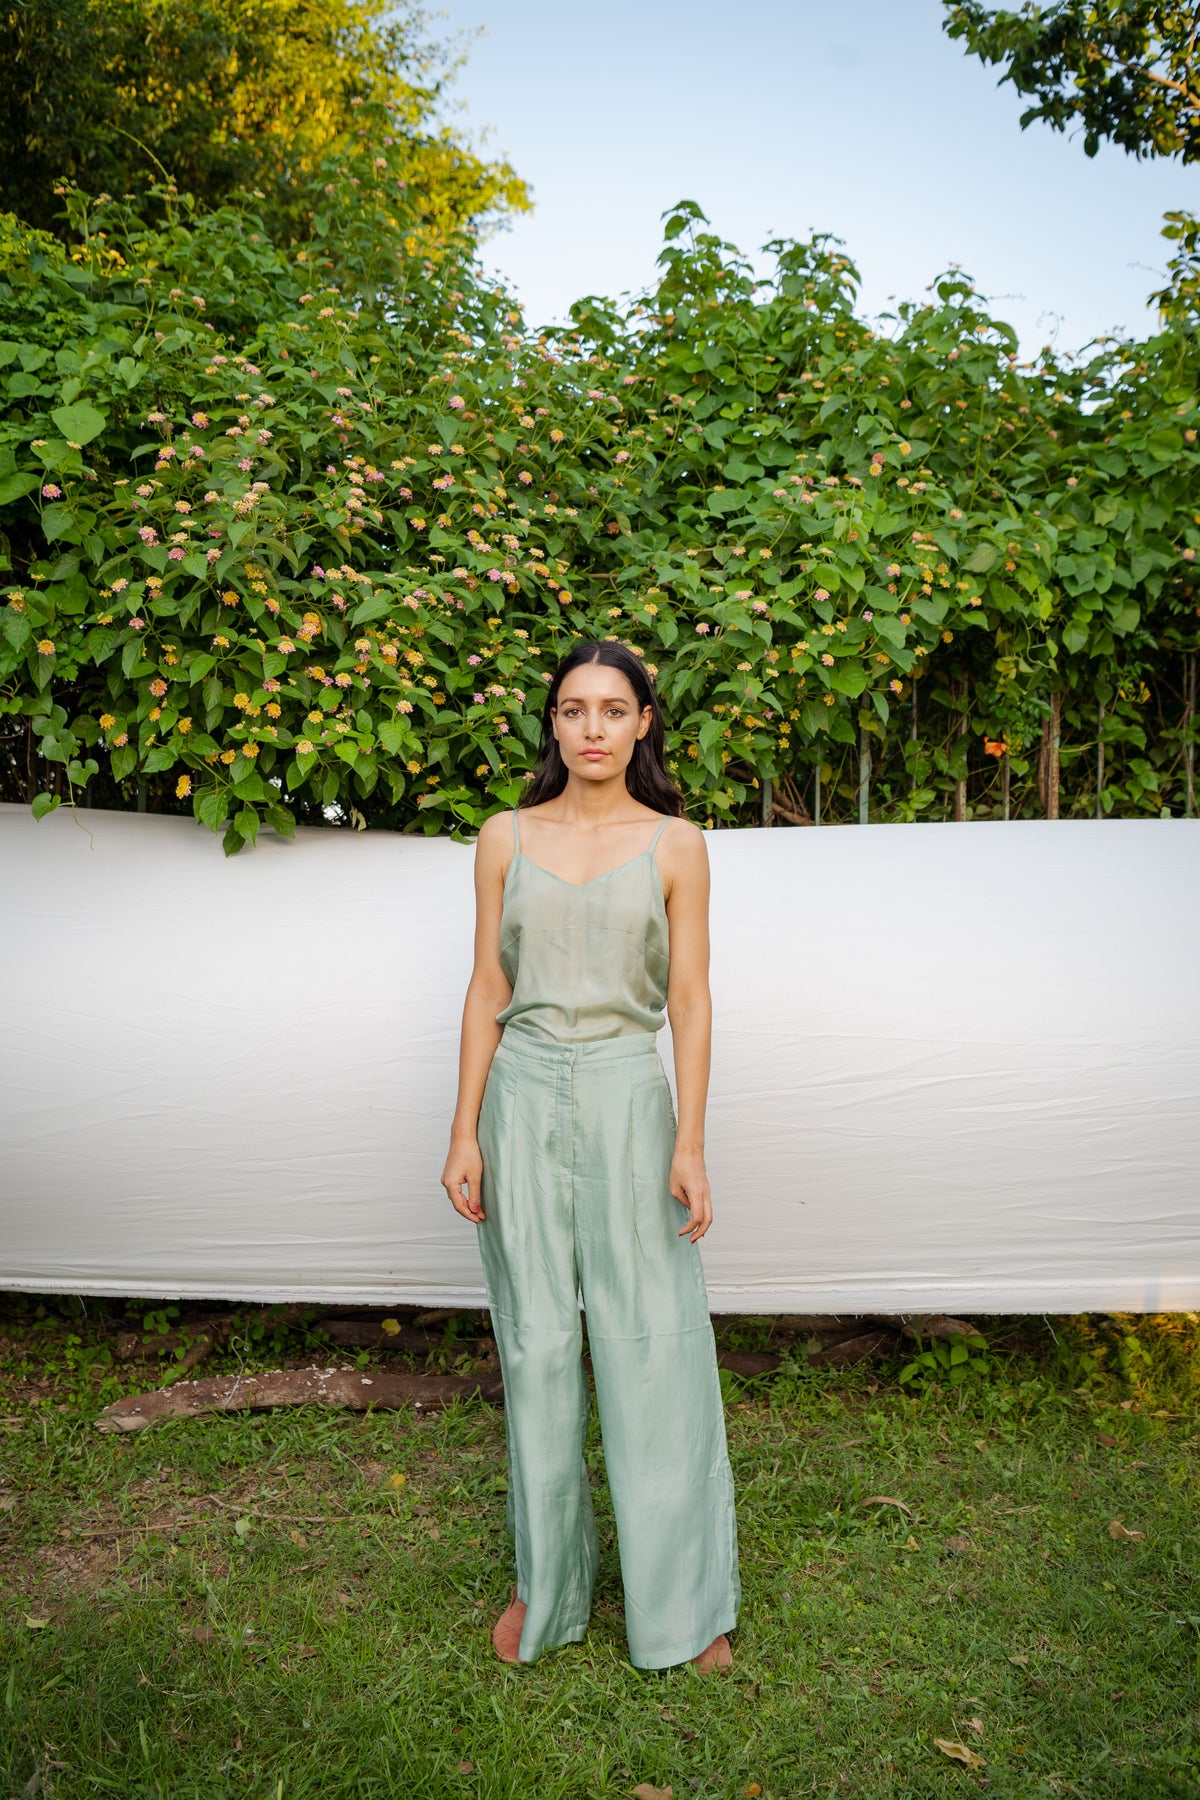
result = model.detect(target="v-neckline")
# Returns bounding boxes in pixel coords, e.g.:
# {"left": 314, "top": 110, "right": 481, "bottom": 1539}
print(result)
{"left": 511, "top": 847, "right": 659, "bottom": 891}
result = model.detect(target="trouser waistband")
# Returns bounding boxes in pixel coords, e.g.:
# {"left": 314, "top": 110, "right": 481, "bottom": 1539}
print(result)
{"left": 494, "top": 1030, "right": 659, "bottom": 1068}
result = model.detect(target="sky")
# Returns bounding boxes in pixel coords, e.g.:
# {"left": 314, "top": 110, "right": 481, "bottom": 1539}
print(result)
{"left": 427, "top": 0, "right": 1194, "bottom": 362}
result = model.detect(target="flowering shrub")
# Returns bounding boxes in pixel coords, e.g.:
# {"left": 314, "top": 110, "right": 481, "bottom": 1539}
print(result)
{"left": 0, "top": 117, "right": 1197, "bottom": 849}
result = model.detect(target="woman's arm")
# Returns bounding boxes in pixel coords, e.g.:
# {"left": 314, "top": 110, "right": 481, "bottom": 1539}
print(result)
{"left": 661, "top": 821, "right": 715, "bottom": 1244}
{"left": 440, "top": 811, "right": 513, "bottom": 1223}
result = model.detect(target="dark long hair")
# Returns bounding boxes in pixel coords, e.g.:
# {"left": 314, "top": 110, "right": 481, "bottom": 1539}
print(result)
{"left": 520, "top": 640, "right": 686, "bottom": 817}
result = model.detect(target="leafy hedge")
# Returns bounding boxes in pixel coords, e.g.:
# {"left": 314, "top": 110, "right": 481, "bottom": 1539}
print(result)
{"left": 1, "top": 104, "right": 1197, "bottom": 849}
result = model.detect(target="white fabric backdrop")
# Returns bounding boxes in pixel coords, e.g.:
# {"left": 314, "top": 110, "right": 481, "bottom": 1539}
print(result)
{"left": 2, "top": 801, "right": 1197, "bottom": 1313}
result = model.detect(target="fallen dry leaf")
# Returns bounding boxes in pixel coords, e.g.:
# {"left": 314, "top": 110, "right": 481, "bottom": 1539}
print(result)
{"left": 1007, "top": 1652, "right": 1029, "bottom": 1665}
{"left": 24, "top": 1617, "right": 50, "bottom": 1630}
{"left": 862, "top": 1496, "right": 913, "bottom": 1515}
{"left": 1096, "top": 1432, "right": 1118, "bottom": 1447}
{"left": 934, "top": 1738, "right": 986, "bottom": 1770}
{"left": 382, "top": 1318, "right": 402, "bottom": 1336}
{"left": 1108, "top": 1519, "right": 1145, "bottom": 1541}
{"left": 903, "top": 1535, "right": 920, "bottom": 1551}
{"left": 967, "top": 1717, "right": 984, "bottom": 1736}
{"left": 632, "top": 1787, "right": 672, "bottom": 1800}
{"left": 457, "top": 1762, "right": 474, "bottom": 1775}
{"left": 179, "top": 1624, "right": 215, "bottom": 1643}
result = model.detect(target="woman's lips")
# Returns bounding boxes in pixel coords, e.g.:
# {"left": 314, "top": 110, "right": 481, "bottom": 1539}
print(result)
{"left": 582, "top": 750, "right": 607, "bottom": 759}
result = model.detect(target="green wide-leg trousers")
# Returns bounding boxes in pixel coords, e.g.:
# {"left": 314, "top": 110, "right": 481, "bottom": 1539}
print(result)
{"left": 476, "top": 1028, "right": 741, "bottom": 1669}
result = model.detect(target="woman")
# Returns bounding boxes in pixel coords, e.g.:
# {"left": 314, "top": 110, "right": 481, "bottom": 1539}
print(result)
{"left": 440, "top": 638, "right": 741, "bottom": 1671}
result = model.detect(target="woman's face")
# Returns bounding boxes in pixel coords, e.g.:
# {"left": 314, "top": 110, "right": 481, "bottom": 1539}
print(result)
{"left": 551, "top": 663, "right": 652, "bottom": 782}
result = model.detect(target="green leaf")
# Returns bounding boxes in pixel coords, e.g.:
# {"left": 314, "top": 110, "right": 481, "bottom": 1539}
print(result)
{"left": 829, "top": 664, "right": 868, "bottom": 698}
{"left": 2, "top": 610, "right": 31, "bottom": 651}
{"left": 230, "top": 761, "right": 266, "bottom": 799}
{"left": 49, "top": 401, "right": 107, "bottom": 446}
{"left": 351, "top": 592, "right": 393, "bottom": 626}
{"left": 31, "top": 791, "right": 61, "bottom": 820}
{"left": 40, "top": 503, "right": 77, "bottom": 542}
{"left": 0, "top": 471, "right": 39, "bottom": 506}
{"left": 378, "top": 720, "right": 410, "bottom": 755}
{"left": 964, "top": 543, "right": 997, "bottom": 573}
{"left": 194, "top": 786, "right": 229, "bottom": 832}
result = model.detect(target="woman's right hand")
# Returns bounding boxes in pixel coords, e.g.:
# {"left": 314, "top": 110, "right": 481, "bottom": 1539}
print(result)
{"left": 441, "top": 1132, "right": 485, "bottom": 1223}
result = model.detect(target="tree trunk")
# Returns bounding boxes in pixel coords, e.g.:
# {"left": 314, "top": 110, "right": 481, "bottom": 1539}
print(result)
{"left": 1185, "top": 653, "right": 1196, "bottom": 819}
{"left": 953, "top": 681, "right": 968, "bottom": 822}
{"left": 1038, "top": 690, "right": 1061, "bottom": 819}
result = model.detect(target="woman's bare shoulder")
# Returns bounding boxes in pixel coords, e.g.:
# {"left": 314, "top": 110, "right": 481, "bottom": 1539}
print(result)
{"left": 476, "top": 807, "right": 516, "bottom": 844}
{"left": 474, "top": 807, "right": 517, "bottom": 872}
{"left": 658, "top": 814, "right": 708, "bottom": 901}
{"left": 660, "top": 814, "right": 707, "bottom": 852}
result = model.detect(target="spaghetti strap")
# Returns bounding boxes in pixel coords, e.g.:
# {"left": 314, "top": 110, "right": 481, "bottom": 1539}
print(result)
{"left": 648, "top": 815, "right": 670, "bottom": 852}
{"left": 511, "top": 806, "right": 521, "bottom": 853}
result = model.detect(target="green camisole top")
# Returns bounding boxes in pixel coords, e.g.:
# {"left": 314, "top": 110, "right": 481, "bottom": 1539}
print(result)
{"left": 496, "top": 807, "right": 672, "bottom": 1044}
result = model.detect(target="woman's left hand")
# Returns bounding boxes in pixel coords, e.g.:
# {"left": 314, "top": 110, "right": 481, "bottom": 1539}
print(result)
{"left": 669, "top": 1149, "right": 713, "bottom": 1244}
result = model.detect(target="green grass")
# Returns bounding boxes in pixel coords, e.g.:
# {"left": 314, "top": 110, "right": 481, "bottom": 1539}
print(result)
{"left": 1, "top": 1302, "right": 1198, "bottom": 1799}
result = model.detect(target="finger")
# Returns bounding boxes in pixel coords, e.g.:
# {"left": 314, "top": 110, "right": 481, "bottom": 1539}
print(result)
{"left": 447, "top": 1183, "right": 484, "bottom": 1222}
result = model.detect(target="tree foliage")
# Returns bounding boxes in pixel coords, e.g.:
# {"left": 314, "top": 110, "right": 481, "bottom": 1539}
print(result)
{"left": 943, "top": 1, "right": 1200, "bottom": 162}
{"left": 0, "top": 107, "right": 1196, "bottom": 850}
{"left": 0, "top": 0, "right": 529, "bottom": 246}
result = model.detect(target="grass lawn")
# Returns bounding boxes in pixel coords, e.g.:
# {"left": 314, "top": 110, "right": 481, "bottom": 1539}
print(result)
{"left": 0, "top": 1301, "right": 1197, "bottom": 1799}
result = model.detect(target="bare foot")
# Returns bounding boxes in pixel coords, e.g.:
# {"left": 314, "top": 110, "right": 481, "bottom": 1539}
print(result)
{"left": 491, "top": 1585, "right": 526, "bottom": 1662}
{"left": 690, "top": 1633, "right": 732, "bottom": 1671}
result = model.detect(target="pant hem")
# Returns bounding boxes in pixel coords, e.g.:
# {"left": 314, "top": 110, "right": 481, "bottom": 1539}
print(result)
{"left": 628, "top": 1608, "right": 740, "bottom": 1671}
{"left": 517, "top": 1621, "right": 590, "bottom": 1664}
